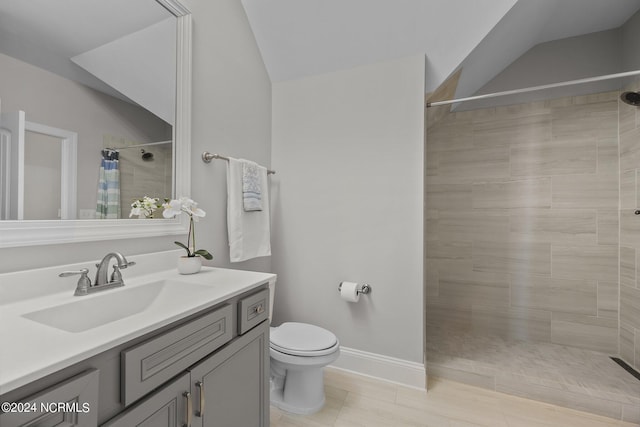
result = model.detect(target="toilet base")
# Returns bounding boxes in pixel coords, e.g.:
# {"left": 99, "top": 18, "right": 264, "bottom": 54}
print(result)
{"left": 270, "top": 365, "right": 327, "bottom": 415}
{"left": 270, "top": 386, "right": 326, "bottom": 415}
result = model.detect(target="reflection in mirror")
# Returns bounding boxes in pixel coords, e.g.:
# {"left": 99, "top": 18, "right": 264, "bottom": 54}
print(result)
{"left": 0, "top": 0, "right": 176, "bottom": 221}
{"left": 0, "top": 0, "right": 191, "bottom": 248}
{"left": 24, "top": 132, "right": 62, "bottom": 220}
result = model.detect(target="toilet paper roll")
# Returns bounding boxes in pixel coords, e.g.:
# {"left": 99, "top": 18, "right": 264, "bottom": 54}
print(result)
{"left": 340, "top": 281, "right": 360, "bottom": 303}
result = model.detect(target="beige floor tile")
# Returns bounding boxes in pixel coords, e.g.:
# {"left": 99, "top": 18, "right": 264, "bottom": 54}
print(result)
{"left": 270, "top": 369, "right": 640, "bottom": 427}
{"left": 347, "top": 391, "right": 456, "bottom": 427}
{"left": 324, "top": 369, "right": 398, "bottom": 403}
{"left": 336, "top": 394, "right": 432, "bottom": 427}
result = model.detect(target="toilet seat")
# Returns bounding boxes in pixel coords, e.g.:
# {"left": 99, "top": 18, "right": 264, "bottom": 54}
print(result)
{"left": 270, "top": 322, "right": 339, "bottom": 357}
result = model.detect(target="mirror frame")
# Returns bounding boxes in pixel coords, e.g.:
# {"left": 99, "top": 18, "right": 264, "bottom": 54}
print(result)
{"left": 0, "top": 0, "right": 191, "bottom": 248}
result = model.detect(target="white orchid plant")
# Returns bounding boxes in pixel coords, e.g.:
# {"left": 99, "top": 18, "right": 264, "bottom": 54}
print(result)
{"left": 162, "top": 197, "right": 213, "bottom": 260}
{"left": 130, "top": 196, "right": 163, "bottom": 218}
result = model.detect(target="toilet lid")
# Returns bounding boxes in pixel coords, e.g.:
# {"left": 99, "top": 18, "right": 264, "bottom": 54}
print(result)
{"left": 270, "top": 322, "right": 338, "bottom": 356}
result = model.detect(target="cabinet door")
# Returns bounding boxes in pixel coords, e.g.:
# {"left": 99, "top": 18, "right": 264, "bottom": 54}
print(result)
{"left": 189, "top": 321, "right": 269, "bottom": 427}
{"left": 0, "top": 369, "right": 99, "bottom": 427}
{"left": 101, "top": 373, "right": 190, "bottom": 427}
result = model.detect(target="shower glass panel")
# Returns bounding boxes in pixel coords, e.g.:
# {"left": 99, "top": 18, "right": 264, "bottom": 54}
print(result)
{"left": 425, "top": 72, "right": 640, "bottom": 420}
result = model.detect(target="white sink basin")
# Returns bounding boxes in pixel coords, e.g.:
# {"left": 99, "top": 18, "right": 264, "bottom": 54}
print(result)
{"left": 22, "top": 280, "right": 211, "bottom": 333}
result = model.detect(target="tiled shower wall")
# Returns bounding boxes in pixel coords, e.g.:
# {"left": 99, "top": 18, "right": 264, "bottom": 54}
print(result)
{"left": 620, "top": 79, "right": 640, "bottom": 371}
{"left": 426, "top": 92, "right": 621, "bottom": 353}
{"left": 119, "top": 143, "right": 173, "bottom": 217}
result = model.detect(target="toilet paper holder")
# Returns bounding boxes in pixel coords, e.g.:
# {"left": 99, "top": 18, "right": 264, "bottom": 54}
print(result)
{"left": 338, "top": 282, "right": 371, "bottom": 295}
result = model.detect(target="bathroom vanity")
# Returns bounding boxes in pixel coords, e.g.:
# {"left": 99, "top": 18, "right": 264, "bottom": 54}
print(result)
{"left": 0, "top": 251, "right": 274, "bottom": 427}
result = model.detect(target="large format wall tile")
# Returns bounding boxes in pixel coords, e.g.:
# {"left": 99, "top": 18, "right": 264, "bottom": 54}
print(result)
{"left": 473, "top": 113, "right": 551, "bottom": 147}
{"left": 471, "top": 305, "right": 551, "bottom": 342}
{"left": 425, "top": 184, "right": 472, "bottom": 210}
{"left": 620, "top": 170, "right": 636, "bottom": 210}
{"left": 597, "top": 138, "right": 619, "bottom": 174}
{"left": 426, "top": 93, "right": 621, "bottom": 352}
{"left": 510, "top": 274, "right": 597, "bottom": 316}
{"left": 509, "top": 209, "right": 596, "bottom": 245}
{"left": 437, "top": 210, "right": 509, "bottom": 242}
{"left": 473, "top": 240, "right": 551, "bottom": 275}
{"left": 620, "top": 210, "right": 640, "bottom": 248}
{"left": 618, "top": 80, "right": 640, "bottom": 371}
{"left": 619, "top": 322, "right": 635, "bottom": 367}
{"left": 552, "top": 245, "right": 618, "bottom": 282}
{"left": 510, "top": 139, "right": 596, "bottom": 177}
{"left": 438, "top": 146, "right": 510, "bottom": 182}
{"left": 620, "top": 247, "right": 636, "bottom": 288}
{"left": 621, "top": 284, "right": 640, "bottom": 330}
{"left": 620, "top": 126, "right": 640, "bottom": 172}
{"left": 597, "top": 280, "right": 619, "bottom": 319}
{"left": 551, "top": 313, "right": 618, "bottom": 353}
{"left": 438, "top": 275, "right": 510, "bottom": 309}
{"left": 472, "top": 178, "right": 551, "bottom": 209}
{"left": 551, "top": 173, "right": 618, "bottom": 209}
{"left": 597, "top": 209, "right": 619, "bottom": 245}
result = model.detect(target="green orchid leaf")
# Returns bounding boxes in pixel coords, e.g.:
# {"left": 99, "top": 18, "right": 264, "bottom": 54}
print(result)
{"left": 174, "top": 241, "right": 191, "bottom": 255}
{"left": 195, "top": 249, "right": 213, "bottom": 260}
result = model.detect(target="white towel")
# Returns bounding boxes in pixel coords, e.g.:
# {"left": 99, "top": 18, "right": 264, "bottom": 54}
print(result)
{"left": 242, "top": 160, "right": 262, "bottom": 211}
{"left": 227, "top": 157, "right": 271, "bottom": 262}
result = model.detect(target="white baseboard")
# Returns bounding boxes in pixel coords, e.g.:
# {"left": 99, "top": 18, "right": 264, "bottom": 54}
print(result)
{"left": 329, "top": 346, "right": 426, "bottom": 390}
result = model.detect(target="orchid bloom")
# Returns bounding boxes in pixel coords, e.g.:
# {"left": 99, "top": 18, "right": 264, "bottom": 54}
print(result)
{"left": 162, "top": 197, "right": 212, "bottom": 260}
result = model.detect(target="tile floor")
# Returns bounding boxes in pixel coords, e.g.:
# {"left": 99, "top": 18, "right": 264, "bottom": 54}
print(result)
{"left": 425, "top": 326, "right": 640, "bottom": 422}
{"left": 270, "top": 368, "right": 639, "bottom": 427}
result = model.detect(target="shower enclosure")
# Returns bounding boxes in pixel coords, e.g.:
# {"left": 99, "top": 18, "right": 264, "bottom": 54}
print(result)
{"left": 425, "top": 73, "right": 640, "bottom": 422}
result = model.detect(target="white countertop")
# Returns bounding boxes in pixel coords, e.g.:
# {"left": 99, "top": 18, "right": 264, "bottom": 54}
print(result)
{"left": 0, "top": 250, "right": 275, "bottom": 395}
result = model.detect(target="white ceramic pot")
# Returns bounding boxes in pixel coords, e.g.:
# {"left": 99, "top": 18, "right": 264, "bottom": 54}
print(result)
{"left": 177, "top": 256, "right": 202, "bottom": 274}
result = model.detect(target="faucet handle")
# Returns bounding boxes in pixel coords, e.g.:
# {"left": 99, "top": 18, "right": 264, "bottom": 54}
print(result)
{"left": 59, "top": 268, "right": 92, "bottom": 296}
{"left": 97, "top": 260, "right": 136, "bottom": 269}
{"left": 110, "top": 265, "right": 123, "bottom": 283}
{"left": 121, "top": 260, "right": 136, "bottom": 269}
{"left": 59, "top": 268, "right": 90, "bottom": 278}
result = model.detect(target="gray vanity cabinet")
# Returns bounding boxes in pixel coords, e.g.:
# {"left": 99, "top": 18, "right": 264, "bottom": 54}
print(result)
{"left": 1, "top": 285, "right": 270, "bottom": 427}
{"left": 100, "top": 373, "right": 190, "bottom": 427}
{"left": 189, "top": 320, "right": 269, "bottom": 427}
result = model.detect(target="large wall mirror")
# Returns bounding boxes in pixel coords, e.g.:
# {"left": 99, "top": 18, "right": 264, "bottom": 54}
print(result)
{"left": 0, "top": 0, "right": 191, "bottom": 247}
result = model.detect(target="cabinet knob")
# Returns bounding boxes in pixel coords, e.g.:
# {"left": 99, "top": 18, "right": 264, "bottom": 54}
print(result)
{"left": 253, "top": 304, "right": 264, "bottom": 315}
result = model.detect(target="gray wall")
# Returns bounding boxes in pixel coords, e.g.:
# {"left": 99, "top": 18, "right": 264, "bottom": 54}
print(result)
{"left": 0, "top": 0, "right": 272, "bottom": 274}
{"left": 461, "top": 8, "right": 640, "bottom": 111}
{"left": 621, "top": 9, "right": 640, "bottom": 71}
{"left": 271, "top": 54, "right": 425, "bottom": 363}
{"left": 478, "top": 29, "right": 622, "bottom": 94}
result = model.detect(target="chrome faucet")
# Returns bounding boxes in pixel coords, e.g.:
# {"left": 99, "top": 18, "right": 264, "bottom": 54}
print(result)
{"left": 59, "top": 252, "right": 135, "bottom": 296}
{"left": 94, "top": 252, "right": 136, "bottom": 287}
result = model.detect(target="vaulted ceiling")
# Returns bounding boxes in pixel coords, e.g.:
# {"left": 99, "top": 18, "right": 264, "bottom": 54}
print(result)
{"left": 0, "top": 0, "right": 171, "bottom": 103}
{"left": 241, "top": 0, "right": 640, "bottom": 97}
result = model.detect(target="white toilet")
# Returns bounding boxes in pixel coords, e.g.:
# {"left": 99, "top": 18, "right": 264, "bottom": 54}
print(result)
{"left": 268, "top": 281, "right": 340, "bottom": 415}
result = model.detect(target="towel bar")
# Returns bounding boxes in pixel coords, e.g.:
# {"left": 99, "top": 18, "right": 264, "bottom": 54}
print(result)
{"left": 202, "top": 151, "right": 276, "bottom": 175}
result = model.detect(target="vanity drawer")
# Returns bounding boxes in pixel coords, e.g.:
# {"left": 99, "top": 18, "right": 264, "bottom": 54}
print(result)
{"left": 0, "top": 369, "right": 99, "bottom": 427}
{"left": 121, "top": 304, "right": 233, "bottom": 406}
{"left": 238, "top": 288, "right": 269, "bottom": 335}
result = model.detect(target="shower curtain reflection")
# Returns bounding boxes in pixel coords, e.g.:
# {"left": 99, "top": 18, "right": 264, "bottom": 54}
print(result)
{"left": 96, "top": 149, "right": 120, "bottom": 219}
